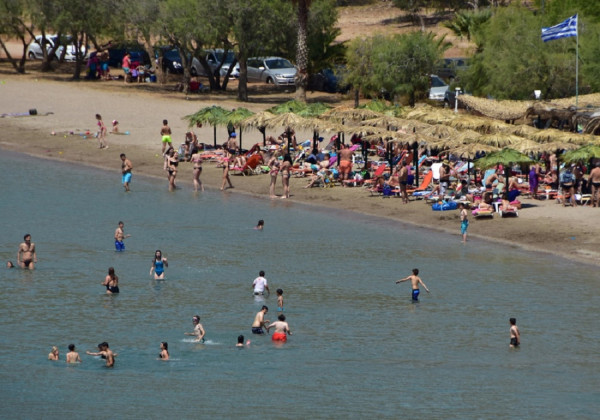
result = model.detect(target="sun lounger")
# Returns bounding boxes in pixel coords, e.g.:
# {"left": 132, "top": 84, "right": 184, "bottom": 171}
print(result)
{"left": 472, "top": 207, "right": 494, "bottom": 218}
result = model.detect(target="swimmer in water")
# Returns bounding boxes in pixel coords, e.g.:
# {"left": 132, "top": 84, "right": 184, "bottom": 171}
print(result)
{"left": 17, "top": 234, "right": 37, "bottom": 270}
{"left": 114, "top": 221, "right": 130, "bottom": 251}
{"left": 236, "top": 335, "right": 245, "bottom": 348}
{"left": 66, "top": 344, "right": 82, "bottom": 363}
{"left": 6, "top": 261, "right": 15, "bottom": 268}
{"left": 266, "top": 314, "right": 292, "bottom": 342}
{"left": 150, "top": 250, "right": 168, "bottom": 279}
{"left": 509, "top": 318, "right": 520, "bottom": 348}
{"left": 102, "top": 267, "right": 120, "bottom": 294}
{"left": 159, "top": 342, "right": 169, "bottom": 360}
{"left": 86, "top": 342, "right": 115, "bottom": 367}
{"left": 48, "top": 346, "right": 59, "bottom": 361}
{"left": 255, "top": 220, "right": 264, "bottom": 230}
{"left": 396, "top": 268, "right": 430, "bottom": 302}
{"left": 185, "top": 315, "right": 205, "bottom": 342}
{"left": 276, "top": 288, "right": 284, "bottom": 311}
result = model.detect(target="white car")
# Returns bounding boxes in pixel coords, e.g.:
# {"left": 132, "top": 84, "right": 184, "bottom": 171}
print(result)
{"left": 246, "top": 57, "right": 297, "bottom": 86}
{"left": 26, "top": 35, "right": 86, "bottom": 62}
{"left": 429, "top": 75, "right": 449, "bottom": 101}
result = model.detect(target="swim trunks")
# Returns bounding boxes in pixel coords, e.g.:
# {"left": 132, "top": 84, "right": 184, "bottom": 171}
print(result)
{"left": 115, "top": 240, "right": 125, "bottom": 252}
{"left": 412, "top": 289, "right": 420, "bottom": 302}
{"left": 272, "top": 332, "right": 287, "bottom": 342}
{"left": 106, "top": 285, "right": 120, "bottom": 293}
{"left": 251, "top": 327, "right": 264, "bottom": 334}
{"left": 510, "top": 337, "right": 519, "bottom": 347}
{"left": 592, "top": 181, "right": 600, "bottom": 188}
{"left": 277, "top": 307, "right": 284, "bottom": 312}
{"left": 461, "top": 220, "right": 469, "bottom": 235}
{"left": 122, "top": 172, "right": 132, "bottom": 184}
{"left": 162, "top": 135, "right": 172, "bottom": 144}
{"left": 339, "top": 160, "right": 352, "bottom": 174}
{"left": 23, "top": 259, "right": 32, "bottom": 267}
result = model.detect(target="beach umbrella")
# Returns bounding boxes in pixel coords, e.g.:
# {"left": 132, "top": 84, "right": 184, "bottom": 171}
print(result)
{"left": 321, "top": 106, "right": 382, "bottom": 123}
{"left": 263, "top": 112, "right": 316, "bottom": 153}
{"left": 240, "top": 111, "right": 276, "bottom": 146}
{"left": 514, "top": 140, "right": 578, "bottom": 155}
{"left": 222, "top": 108, "right": 254, "bottom": 150}
{"left": 446, "top": 143, "right": 500, "bottom": 185}
{"left": 475, "top": 133, "right": 524, "bottom": 148}
{"left": 404, "top": 105, "right": 456, "bottom": 124}
{"left": 561, "top": 144, "right": 600, "bottom": 164}
{"left": 508, "top": 124, "right": 540, "bottom": 139}
{"left": 448, "top": 115, "right": 512, "bottom": 134}
{"left": 183, "top": 105, "right": 229, "bottom": 147}
{"left": 267, "top": 99, "right": 308, "bottom": 115}
{"left": 296, "top": 102, "right": 331, "bottom": 118}
{"left": 421, "top": 124, "right": 459, "bottom": 139}
{"left": 474, "top": 147, "right": 534, "bottom": 184}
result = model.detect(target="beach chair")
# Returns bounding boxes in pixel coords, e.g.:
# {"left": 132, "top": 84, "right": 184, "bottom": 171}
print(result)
{"left": 363, "top": 163, "right": 387, "bottom": 187}
{"left": 409, "top": 171, "right": 433, "bottom": 199}
{"left": 231, "top": 155, "right": 263, "bottom": 176}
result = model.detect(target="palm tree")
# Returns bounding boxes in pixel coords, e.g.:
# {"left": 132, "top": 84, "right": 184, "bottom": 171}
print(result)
{"left": 294, "top": 0, "right": 310, "bottom": 103}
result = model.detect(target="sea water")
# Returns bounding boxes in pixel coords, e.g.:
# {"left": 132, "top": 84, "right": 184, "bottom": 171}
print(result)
{"left": 0, "top": 151, "right": 598, "bottom": 419}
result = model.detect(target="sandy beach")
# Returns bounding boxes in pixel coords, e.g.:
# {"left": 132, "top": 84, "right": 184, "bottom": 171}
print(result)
{"left": 1, "top": 73, "right": 599, "bottom": 266}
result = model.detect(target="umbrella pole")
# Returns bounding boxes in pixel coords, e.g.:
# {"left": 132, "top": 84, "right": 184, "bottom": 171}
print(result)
{"left": 362, "top": 140, "right": 368, "bottom": 171}
{"left": 261, "top": 127, "right": 266, "bottom": 147}
{"left": 239, "top": 127, "right": 243, "bottom": 151}
{"left": 336, "top": 132, "right": 341, "bottom": 167}
{"left": 213, "top": 125, "right": 217, "bottom": 148}
{"left": 287, "top": 127, "right": 292, "bottom": 155}
{"left": 312, "top": 130, "right": 319, "bottom": 155}
{"left": 413, "top": 142, "right": 419, "bottom": 188}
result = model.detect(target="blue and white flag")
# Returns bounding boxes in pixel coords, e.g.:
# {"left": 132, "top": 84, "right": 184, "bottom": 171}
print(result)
{"left": 541, "top": 14, "right": 578, "bottom": 42}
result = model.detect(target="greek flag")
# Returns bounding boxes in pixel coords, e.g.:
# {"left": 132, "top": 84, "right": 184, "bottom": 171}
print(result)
{"left": 541, "top": 14, "right": 578, "bottom": 42}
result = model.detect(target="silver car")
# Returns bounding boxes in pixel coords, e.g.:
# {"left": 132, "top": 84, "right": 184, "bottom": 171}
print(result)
{"left": 26, "top": 35, "right": 86, "bottom": 61}
{"left": 429, "top": 75, "right": 449, "bottom": 101}
{"left": 246, "top": 57, "right": 296, "bottom": 86}
{"left": 191, "top": 49, "right": 236, "bottom": 78}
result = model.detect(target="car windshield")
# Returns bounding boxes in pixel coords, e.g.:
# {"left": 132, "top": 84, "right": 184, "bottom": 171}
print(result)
{"left": 431, "top": 77, "right": 447, "bottom": 88}
{"left": 215, "top": 51, "right": 235, "bottom": 64}
{"left": 265, "top": 59, "right": 293, "bottom": 69}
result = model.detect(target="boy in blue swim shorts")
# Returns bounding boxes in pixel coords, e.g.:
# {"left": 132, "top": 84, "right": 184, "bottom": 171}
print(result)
{"left": 114, "top": 221, "right": 130, "bottom": 252}
{"left": 120, "top": 153, "right": 133, "bottom": 192}
{"left": 396, "top": 268, "right": 430, "bottom": 302}
{"left": 459, "top": 202, "right": 469, "bottom": 243}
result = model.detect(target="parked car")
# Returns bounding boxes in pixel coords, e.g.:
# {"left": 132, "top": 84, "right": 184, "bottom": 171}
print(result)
{"left": 26, "top": 35, "right": 86, "bottom": 61}
{"left": 308, "top": 67, "right": 349, "bottom": 93}
{"left": 246, "top": 57, "right": 297, "bottom": 86}
{"left": 108, "top": 43, "right": 150, "bottom": 68}
{"left": 191, "top": 49, "right": 236, "bottom": 78}
{"left": 435, "top": 57, "right": 470, "bottom": 81}
{"left": 429, "top": 75, "right": 449, "bottom": 101}
{"left": 156, "top": 47, "right": 184, "bottom": 74}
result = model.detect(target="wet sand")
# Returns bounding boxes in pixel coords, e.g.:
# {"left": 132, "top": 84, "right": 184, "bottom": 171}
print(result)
{"left": 1, "top": 74, "right": 599, "bottom": 266}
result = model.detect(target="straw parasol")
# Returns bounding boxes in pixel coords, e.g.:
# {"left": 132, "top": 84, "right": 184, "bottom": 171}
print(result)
{"left": 404, "top": 105, "right": 456, "bottom": 124}
{"left": 421, "top": 124, "right": 459, "bottom": 138}
{"left": 267, "top": 99, "right": 308, "bottom": 115}
{"left": 183, "top": 105, "right": 229, "bottom": 146}
{"left": 221, "top": 108, "right": 254, "bottom": 149}
{"left": 508, "top": 124, "right": 540, "bottom": 139}
{"left": 447, "top": 143, "right": 500, "bottom": 159}
{"left": 457, "top": 96, "right": 531, "bottom": 121}
{"left": 321, "top": 106, "right": 382, "bottom": 123}
{"left": 514, "top": 140, "right": 578, "bottom": 155}
{"left": 475, "top": 133, "right": 524, "bottom": 148}
{"left": 448, "top": 115, "right": 513, "bottom": 134}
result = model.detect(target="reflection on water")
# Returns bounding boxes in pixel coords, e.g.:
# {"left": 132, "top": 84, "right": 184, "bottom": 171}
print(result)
{"left": 0, "top": 151, "right": 598, "bottom": 419}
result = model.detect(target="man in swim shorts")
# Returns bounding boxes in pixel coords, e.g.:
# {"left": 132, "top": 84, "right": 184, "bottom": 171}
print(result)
{"left": 120, "top": 153, "right": 133, "bottom": 192}
{"left": 251, "top": 306, "right": 269, "bottom": 334}
{"left": 252, "top": 270, "right": 270, "bottom": 296}
{"left": 114, "top": 221, "right": 130, "bottom": 252}
{"left": 396, "top": 268, "right": 430, "bottom": 302}
{"left": 86, "top": 342, "right": 115, "bottom": 367}
{"left": 509, "top": 318, "right": 520, "bottom": 348}
{"left": 161, "top": 119, "right": 172, "bottom": 155}
{"left": 267, "top": 313, "right": 291, "bottom": 342}
{"left": 338, "top": 144, "right": 353, "bottom": 186}
{"left": 589, "top": 163, "right": 600, "bottom": 207}
{"left": 17, "top": 234, "right": 37, "bottom": 270}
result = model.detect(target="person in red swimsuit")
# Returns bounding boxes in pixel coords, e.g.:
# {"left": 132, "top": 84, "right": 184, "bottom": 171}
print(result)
{"left": 267, "top": 314, "right": 291, "bottom": 342}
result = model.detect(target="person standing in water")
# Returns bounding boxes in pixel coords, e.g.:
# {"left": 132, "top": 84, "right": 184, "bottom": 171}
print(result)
{"left": 396, "top": 268, "right": 430, "bottom": 302}
{"left": 252, "top": 271, "right": 270, "bottom": 296}
{"left": 114, "top": 221, "right": 130, "bottom": 252}
{"left": 266, "top": 314, "right": 292, "bottom": 342}
{"left": 159, "top": 342, "right": 169, "bottom": 360}
{"left": 17, "top": 234, "right": 37, "bottom": 270}
{"left": 509, "top": 318, "right": 520, "bottom": 348}
{"left": 120, "top": 154, "right": 133, "bottom": 192}
{"left": 276, "top": 288, "right": 284, "bottom": 312}
{"left": 48, "top": 346, "right": 59, "bottom": 361}
{"left": 190, "top": 149, "right": 204, "bottom": 192}
{"left": 86, "top": 342, "right": 115, "bottom": 367}
{"left": 459, "top": 202, "right": 469, "bottom": 243}
{"left": 185, "top": 315, "right": 206, "bottom": 342}
{"left": 150, "top": 250, "right": 168, "bottom": 279}
{"left": 251, "top": 306, "right": 270, "bottom": 334}
{"left": 255, "top": 220, "right": 264, "bottom": 230}
{"left": 102, "top": 267, "right": 120, "bottom": 294}
{"left": 66, "top": 344, "right": 82, "bottom": 363}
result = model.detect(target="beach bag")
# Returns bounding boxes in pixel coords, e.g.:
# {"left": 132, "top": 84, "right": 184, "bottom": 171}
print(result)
{"left": 383, "top": 184, "right": 393, "bottom": 196}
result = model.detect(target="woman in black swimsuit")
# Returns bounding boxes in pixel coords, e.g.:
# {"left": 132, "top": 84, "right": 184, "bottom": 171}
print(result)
{"left": 102, "top": 267, "right": 119, "bottom": 294}
{"left": 159, "top": 342, "right": 169, "bottom": 360}
{"left": 166, "top": 149, "right": 179, "bottom": 191}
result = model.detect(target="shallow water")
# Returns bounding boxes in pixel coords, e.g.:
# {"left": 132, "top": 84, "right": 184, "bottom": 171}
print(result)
{"left": 0, "top": 151, "right": 598, "bottom": 419}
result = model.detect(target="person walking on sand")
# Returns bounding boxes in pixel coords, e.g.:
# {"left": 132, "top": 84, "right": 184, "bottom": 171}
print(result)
{"left": 120, "top": 154, "right": 133, "bottom": 192}
{"left": 17, "top": 233, "right": 37, "bottom": 270}
{"left": 268, "top": 153, "right": 280, "bottom": 198}
{"left": 114, "top": 221, "right": 130, "bottom": 252}
{"left": 66, "top": 344, "right": 82, "bottom": 363}
{"left": 459, "top": 202, "right": 469, "bottom": 243}
{"left": 161, "top": 119, "right": 172, "bottom": 155}
{"left": 150, "top": 250, "right": 168, "bottom": 279}
{"left": 190, "top": 149, "right": 204, "bottom": 192}
{"left": 396, "top": 268, "right": 430, "bottom": 302}
{"left": 102, "top": 267, "right": 120, "bottom": 294}
{"left": 280, "top": 154, "right": 292, "bottom": 199}
{"left": 122, "top": 52, "right": 131, "bottom": 83}
{"left": 251, "top": 306, "right": 270, "bottom": 334}
{"left": 221, "top": 148, "right": 234, "bottom": 191}
{"left": 185, "top": 315, "right": 206, "bottom": 342}
{"left": 96, "top": 114, "right": 108, "bottom": 149}
{"left": 589, "top": 163, "right": 600, "bottom": 207}
{"left": 509, "top": 318, "right": 520, "bottom": 348}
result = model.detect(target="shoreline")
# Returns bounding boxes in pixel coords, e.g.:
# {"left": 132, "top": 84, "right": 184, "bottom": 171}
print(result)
{"left": 1, "top": 75, "right": 599, "bottom": 267}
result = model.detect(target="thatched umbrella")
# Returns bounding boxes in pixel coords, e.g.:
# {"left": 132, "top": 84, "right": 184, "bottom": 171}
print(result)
{"left": 404, "top": 105, "right": 456, "bottom": 124}
{"left": 513, "top": 139, "right": 578, "bottom": 155}
{"left": 454, "top": 129, "right": 480, "bottom": 142}
{"left": 508, "top": 124, "right": 540, "bottom": 139}
{"left": 267, "top": 99, "right": 308, "bottom": 115}
{"left": 421, "top": 124, "right": 459, "bottom": 139}
{"left": 448, "top": 115, "right": 513, "bottom": 134}
{"left": 241, "top": 111, "right": 276, "bottom": 146}
{"left": 475, "top": 133, "right": 524, "bottom": 148}
{"left": 222, "top": 108, "right": 254, "bottom": 150}
{"left": 561, "top": 144, "right": 600, "bottom": 164}
{"left": 457, "top": 96, "right": 531, "bottom": 121}
{"left": 183, "top": 105, "right": 229, "bottom": 147}
{"left": 321, "top": 106, "right": 382, "bottom": 123}
{"left": 474, "top": 148, "right": 534, "bottom": 184}
{"left": 446, "top": 143, "right": 500, "bottom": 184}
{"left": 263, "top": 112, "right": 316, "bottom": 152}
